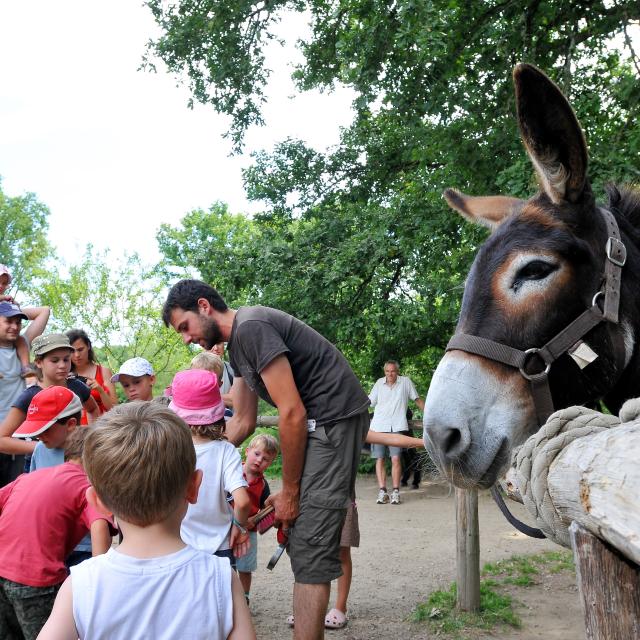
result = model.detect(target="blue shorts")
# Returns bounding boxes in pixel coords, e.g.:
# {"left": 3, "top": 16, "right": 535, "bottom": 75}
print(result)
{"left": 370, "top": 443, "right": 403, "bottom": 458}
{"left": 236, "top": 531, "right": 258, "bottom": 573}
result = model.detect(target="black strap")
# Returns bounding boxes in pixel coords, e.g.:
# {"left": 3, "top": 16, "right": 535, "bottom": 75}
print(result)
{"left": 446, "top": 334, "right": 525, "bottom": 368}
{"left": 600, "top": 207, "right": 625, "bottom": 322}
{"left": 490, "top": 485, "right": 546, "bottom": 539}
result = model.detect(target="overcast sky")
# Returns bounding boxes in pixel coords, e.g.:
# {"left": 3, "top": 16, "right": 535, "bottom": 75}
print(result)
{"left": 0, "top": 1, "right": 354, "bottom": 266}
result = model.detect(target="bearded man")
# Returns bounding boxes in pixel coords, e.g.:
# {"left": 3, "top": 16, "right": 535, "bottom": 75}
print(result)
{"left": 163, "top": 280, "right": 369, "bottom": 640}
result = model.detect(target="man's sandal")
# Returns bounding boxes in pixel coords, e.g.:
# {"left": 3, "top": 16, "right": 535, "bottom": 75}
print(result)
{"left": 324, "top": 608, "right": 348, "bottom": 629}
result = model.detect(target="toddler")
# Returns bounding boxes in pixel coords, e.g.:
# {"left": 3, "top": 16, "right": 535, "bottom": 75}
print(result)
{"left": 237, "top": 433, "right": 279, "bottom": 604}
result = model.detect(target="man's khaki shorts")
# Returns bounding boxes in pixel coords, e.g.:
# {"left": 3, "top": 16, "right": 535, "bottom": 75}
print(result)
{"left": 288, "top": 411, "right": 368, "bottom": 584}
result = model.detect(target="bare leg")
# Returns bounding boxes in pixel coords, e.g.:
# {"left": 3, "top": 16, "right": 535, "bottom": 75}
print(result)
{"left": 391, "top": 455, "right": 402, "bottom": 489}
{"left": 294, "top": 582, "right": 330, "bottom": 640}
{"left": 375, "top": 457, "right": 386, "bottom": 489}
{"left": 334, "top": 547, "right": 352, "bottom": 613}
{"left": 238, "top": 571, "right": 251, "bottom": 597}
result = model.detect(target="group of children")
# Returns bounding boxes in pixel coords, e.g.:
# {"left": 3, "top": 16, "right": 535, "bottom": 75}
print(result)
{"left": 0, "top": 312, "right": 428, "bottom": 638}
{"left": 0, "top": 332, "right": 282, "bottom": 639}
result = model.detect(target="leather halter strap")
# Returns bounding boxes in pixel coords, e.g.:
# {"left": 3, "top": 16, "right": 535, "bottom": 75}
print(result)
{"left": 446, "top": 208, "right": 626, "bottom": 426}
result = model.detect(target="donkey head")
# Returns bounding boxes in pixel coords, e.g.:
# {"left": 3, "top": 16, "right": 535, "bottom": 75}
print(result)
{"left": 423, "top": 64, "right": 631, "bottom": 489}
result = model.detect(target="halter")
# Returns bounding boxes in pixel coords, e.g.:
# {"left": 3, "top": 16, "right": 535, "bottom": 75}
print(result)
{"left": 446, "top": 208, "right": 627, "bottom": 427}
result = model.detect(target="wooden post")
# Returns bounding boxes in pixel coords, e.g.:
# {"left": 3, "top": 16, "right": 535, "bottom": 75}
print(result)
{"left": 455, "top": 488, "right": 480, "bottom": 611}
{"left": 570, "top": 522, "right": 640, "bottom": 639}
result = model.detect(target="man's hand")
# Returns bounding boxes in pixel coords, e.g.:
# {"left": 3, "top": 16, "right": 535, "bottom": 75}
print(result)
{"left": 266, "top": 486, "right": 300, "bottom": 532}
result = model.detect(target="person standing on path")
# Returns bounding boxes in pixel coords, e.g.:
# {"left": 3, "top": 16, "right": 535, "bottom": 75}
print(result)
{"left": 163, "top": 279, "right": 370, "bottom": 640}
{"left": 369, "top": 360, "right": 424, "bottom": 505}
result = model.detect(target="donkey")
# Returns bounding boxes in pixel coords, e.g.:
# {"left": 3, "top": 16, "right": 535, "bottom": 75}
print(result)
{"left": 423, "top": 63, "right": 640, "bottom": 489}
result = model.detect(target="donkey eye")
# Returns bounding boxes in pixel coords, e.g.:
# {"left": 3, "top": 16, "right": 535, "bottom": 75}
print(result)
{"left": 512, "top": 260, "right": 558, "bottom": 291}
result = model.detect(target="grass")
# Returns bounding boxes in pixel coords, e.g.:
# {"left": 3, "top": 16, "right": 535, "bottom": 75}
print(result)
{"left": 409, "top": 550, "right": 573, "bottom": 639}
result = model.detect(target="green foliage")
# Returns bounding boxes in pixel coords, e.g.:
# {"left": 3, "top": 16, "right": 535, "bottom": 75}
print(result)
{"left": 33, "top": 249, "right": 194, "bottom": 394}
{"left": 149, "top": 2, "right": 640, "bottom": 386}
{"left": 0, "top": 178, "right": 53, "bottom": 296}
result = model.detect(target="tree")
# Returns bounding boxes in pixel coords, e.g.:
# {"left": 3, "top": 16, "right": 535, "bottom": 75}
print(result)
{"left": 0, "top": 178, "right": 53, "bottom": 296}
{"left": 157, "top": 201, "right": 261, "bottom": 308}
{"left": 148, "top": 1, "right": 640, "bottom": 385}
{"left": 34, "top": 249, "right": 194, "bottom": 393}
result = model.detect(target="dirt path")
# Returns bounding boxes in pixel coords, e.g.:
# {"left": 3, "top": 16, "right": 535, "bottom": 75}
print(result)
{"left": 249, "top": 477, "right": 584, "bottom": 639}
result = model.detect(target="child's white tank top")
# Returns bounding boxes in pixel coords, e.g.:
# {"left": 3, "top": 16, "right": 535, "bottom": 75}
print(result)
{"left": 71, "top": 545, "right": 233, "bottom": 639}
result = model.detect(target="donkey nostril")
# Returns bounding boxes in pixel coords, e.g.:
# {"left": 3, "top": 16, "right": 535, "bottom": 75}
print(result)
{"left": 443, "top": 428, "right": 462, "bottom": 454}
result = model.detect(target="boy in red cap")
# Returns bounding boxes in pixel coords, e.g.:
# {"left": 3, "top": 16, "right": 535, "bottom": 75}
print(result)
{"left": 12, "top": 386, "right": 82, "bottom": 471}
{"left": 0, "top": 426, "right": 112, "bottom": 640}
{"left": 13, "top": 386, "right": 97, "bottom": 569}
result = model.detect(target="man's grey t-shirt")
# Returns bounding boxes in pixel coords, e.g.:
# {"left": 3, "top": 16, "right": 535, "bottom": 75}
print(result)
{"left": 0, "top": 337, "right": 29, "bottom": 422}
{"left": 228, "top": 306, "right": 369, "bottom": 424}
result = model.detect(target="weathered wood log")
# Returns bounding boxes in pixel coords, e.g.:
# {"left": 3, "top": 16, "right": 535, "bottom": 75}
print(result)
{"left": 455, "top": 488, "right": 480, "bottom": 612}
{"left": 570, "top": 522, "right": 640, "bottom": 640}
{"left": 547, "top": 423, "right": 640, "bottom": 565}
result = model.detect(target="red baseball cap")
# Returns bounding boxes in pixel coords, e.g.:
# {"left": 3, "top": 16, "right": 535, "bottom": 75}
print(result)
{"left": 13, "top": 386, "right": 82, "bottom": 438}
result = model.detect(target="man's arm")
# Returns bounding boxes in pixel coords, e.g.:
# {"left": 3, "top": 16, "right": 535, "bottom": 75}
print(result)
{"left": 22, "top": 306, "right": 50, "bottom": 343}
{"left": 261, "top": 355, "right": 307, "bottom": 528}
{"left": 35, "top": 577, "right": 78, "bottom": 640}
{"left": 414, "top": 397, "right": 425, "bottom": 412}
{"left": 224, "top": 377, "right": 258, "bottom": 446}
{"left": 366, "top": 431, "right": 423, "bottom": 448}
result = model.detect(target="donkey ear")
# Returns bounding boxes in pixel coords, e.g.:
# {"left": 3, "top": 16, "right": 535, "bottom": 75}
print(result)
{"left": 514, "top": 63, "right": 588, "bottom": 204}
{"left": 443, "top": 189, "right": 522, "bottom": 230}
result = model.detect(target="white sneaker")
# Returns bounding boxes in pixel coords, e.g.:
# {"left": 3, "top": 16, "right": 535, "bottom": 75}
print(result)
{"left": 390, "top": 489, "right": 401, "bottom": 505}
{"left": 376, "top": 489, "right": 390, "bottom": 504}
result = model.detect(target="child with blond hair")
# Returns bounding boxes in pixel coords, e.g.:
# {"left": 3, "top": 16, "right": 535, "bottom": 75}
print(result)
{"left": 38, "top": 402, "right": 255, "bottom": 640}
{"left": 190, "top": 350, "right": 224, "bottom": 379}
{"left": 237, "top": 433, "right": 279, "bottom": 603}
{"left": 190, "top": 351, "right": 234, "bottom": 415}
{"left": 168, "top": 369, "right": 250, "bottom": 566}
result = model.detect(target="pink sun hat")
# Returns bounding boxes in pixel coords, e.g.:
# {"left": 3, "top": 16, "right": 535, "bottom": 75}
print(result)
{"left": 168, "top": 369, "right": 225, "bottom": 425}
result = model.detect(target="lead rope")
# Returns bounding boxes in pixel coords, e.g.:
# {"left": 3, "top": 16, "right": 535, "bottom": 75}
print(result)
{"left": 490, "top": 485, "right": 546, "bottom": 538}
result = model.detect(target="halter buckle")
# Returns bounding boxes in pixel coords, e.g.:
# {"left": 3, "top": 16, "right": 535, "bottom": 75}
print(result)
{"left": 519, "top": 348, "right": 551, "bottom": 381}
{"left": 606, "top": 237, "right": 626, "bottom": 267}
